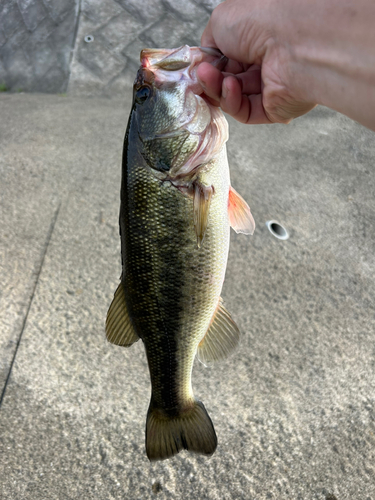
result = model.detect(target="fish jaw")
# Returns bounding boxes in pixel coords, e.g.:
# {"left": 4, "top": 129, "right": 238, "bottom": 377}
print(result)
{"left": 134, "top": 45, "right": 229, "bottom": 182}
{"left": 140, "top": 45, "right": 226, "bottom": 94}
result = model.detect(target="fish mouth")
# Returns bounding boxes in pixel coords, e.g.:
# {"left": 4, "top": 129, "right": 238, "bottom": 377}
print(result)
{"left": 134, "top": 67, "right": 154, "bottom": 90}
{"left": 141, "top": 46, "right": 227, "bottom": 71}
{"left": 141, "top": 47, "right": 191, "bottom": 71}
{"left": 139, "top": 45, "right": 227, "bottom": 94}
{"left": 135, "top": 45, "right": 229, "bottom": 180}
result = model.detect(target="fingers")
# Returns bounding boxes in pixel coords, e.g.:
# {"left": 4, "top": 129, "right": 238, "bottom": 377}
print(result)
{"left": 197, "top": 62, "right": 223, "bottom": 103}
{"left": 197, "top": 63, "right": 271, "bottom": 124}
{"left": 201, "top": 15, "right": 216, "bottom": 50}
{"left": 197, "top": 63, "right": 261, "bottom": 100}
{"left": 199, "top": 2, "right": 314, "bottom": 125}
{"left": 236, "top": 66, "right": 261, "bottom": 94}
{"left": 220, "top": 76, "right": 272, "bottom": 124}
{"left": 246, "top": 95, "right": 274, "bottom": 124}
{"left": 223, "top": 59, "right": 250, "bottom": 74}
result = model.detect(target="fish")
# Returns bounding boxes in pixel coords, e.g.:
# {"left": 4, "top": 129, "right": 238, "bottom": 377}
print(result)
{"left": 106, "top": 45, "right": 255, "bottom": 461}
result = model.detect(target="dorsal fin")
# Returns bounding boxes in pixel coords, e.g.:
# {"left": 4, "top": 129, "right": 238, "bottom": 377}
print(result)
{"left": 197, "top": 299, "right": 240, "bottom": 365}
{"left": 106, "top": 283, "right": 139, "bottom": 347}
{"left": 228, "top": 186, "right": 255, "bottom": 235}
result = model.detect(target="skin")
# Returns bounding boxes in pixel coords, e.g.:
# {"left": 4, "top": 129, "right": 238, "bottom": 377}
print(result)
{"left": 117, "top": 60, "right": 233, "bottom": 460}
{"left": 197, "top": 0, "right": 375, "bottom": 131}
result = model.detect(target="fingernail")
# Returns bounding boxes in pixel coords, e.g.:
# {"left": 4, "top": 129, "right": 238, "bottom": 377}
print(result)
{"left": 222, "top": 81, "right": 228, "bottom": 99}
{"left": 198, "top": 77, "right": 206, "bottom": 90}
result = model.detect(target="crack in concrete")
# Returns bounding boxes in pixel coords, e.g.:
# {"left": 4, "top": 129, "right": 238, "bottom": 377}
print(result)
{"left": 0, "top": 203, "right": 61, "bottom": 409}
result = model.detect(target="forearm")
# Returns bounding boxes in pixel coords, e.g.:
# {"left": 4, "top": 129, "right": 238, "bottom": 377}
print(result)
{"left": 279, "top": 0, "right": 375, "bottom": 129}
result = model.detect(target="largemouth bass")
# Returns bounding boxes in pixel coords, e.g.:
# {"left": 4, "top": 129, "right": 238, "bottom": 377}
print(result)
{"left": 106, "top": 45, "right": 255, "bottom": 461}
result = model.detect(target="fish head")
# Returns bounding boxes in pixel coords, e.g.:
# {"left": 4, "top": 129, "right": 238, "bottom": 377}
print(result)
{"left": 132, "top": 45, "right": 229, "bottom": 180}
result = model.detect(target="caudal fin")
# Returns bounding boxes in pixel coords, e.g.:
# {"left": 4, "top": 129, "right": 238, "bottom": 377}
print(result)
{"left": 145, "top": 399, "right": 217, "bottom": 461}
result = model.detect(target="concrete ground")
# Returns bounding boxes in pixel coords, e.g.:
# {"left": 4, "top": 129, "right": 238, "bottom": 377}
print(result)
{"left": 0, "top": 92, "right": 374, "bottom": 500}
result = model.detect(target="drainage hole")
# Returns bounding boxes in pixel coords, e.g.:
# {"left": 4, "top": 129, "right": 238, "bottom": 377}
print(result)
{"left": 266, "top": 220, "right": 289, "bottom": 240}
{"left": 84, "top": 35, "right": 94, "bottom": 43}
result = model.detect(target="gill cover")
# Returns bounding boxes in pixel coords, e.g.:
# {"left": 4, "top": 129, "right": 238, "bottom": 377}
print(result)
{"left": 133, "top": 46, "right": 229, "bottom": 179}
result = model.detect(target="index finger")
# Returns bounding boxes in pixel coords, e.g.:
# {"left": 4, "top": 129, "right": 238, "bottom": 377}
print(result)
{"left": 223, "top": 59, "right": 250, "bottom": 74}
{"left": 201, "top": 16, "right": 216, "bottom": 49}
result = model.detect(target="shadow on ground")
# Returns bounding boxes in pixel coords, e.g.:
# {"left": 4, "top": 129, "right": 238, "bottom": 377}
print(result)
{"left": 0, "top": 93, "right": 374, "bottom": 500}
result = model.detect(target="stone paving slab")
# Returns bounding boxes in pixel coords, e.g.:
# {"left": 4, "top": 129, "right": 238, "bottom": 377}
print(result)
{"left": 0, "top": 93, "right": 375, "bottom": 500}
{"left": 68, "top": 0, "right": 219, "bottom": 97}
{"left": 0, "top": 0, "right": 222, "bottom": 95}
{"left": 0, "top": 93, "right": 125, "bottom": 391}
{"left": 0, "top": 0, "right": 78, "bottom": 93}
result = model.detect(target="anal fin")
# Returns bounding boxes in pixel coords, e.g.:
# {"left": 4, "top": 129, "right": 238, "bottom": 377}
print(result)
{"left": 106, "top": 283, "right": 139, "bottom": 347}
{"left": 228, "top": 186, "right": 255, "bottom": 235}
{"left": 197, "top": 298, "right": 240, "bottom": 365}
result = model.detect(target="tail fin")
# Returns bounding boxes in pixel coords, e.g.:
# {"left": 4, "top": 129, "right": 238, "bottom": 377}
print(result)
{"left": 145, "top": 399, "right": 217, "bottom": 461}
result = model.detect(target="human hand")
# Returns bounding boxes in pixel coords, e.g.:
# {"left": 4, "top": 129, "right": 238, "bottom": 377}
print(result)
{"left": 197, "top": 0, "right": 316, "bottom": 124}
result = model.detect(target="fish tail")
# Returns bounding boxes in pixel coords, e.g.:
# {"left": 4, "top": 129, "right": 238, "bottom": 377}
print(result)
{"left": 145, "top": 399, "right": 217, "bottom": 461}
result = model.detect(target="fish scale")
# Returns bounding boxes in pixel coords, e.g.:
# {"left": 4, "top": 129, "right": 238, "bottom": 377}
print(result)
{"left": 106, "top": 45, "right": 255, "bottom": 461}
{"left": 122, "top": 147, "right": 230, "bottom": 409}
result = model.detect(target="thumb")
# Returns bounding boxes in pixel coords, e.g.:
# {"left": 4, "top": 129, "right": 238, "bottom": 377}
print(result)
{"left": 200, "top": 15, "right": 217, "bottom": 49}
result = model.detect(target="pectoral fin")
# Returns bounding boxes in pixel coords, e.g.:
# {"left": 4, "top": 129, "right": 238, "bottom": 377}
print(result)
{"left": 106, "top": 283, "right": 139, "bottom": 347}
{"left": 193, "top": 182, "right": 213, "bottom": 248}
{"left": 228, "top": 186, "right": 255, "bottom": 235}
{"left": 197, "top": 299, "right": 240, "bottom": 365}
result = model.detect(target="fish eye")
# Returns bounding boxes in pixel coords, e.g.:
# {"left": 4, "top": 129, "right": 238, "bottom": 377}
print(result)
{"left": 135, "top": 85, "right": 151, "bottom": 104}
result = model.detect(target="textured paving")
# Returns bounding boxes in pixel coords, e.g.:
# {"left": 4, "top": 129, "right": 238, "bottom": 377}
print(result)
{"left": 68, "top": 0, "right": 221, "bottom": 96}
{"left": 0, "top": 0, "right": 221, "bottom": 95}
{"left": 0, "top": 0, "right": 78, "bottom": 92}
{"left": 1, "top": 93, "right": 374, "bottom": 500}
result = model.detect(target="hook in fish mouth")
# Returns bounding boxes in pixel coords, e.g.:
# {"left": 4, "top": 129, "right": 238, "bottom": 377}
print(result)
{"left": 200, "top": 47, "right": 228, "bottom": 71}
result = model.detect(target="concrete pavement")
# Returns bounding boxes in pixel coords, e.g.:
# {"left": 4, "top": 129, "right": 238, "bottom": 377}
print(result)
{"left": 0, "top": 0, "right": 221, "bottom": 95}
{"left": 0, "top": 93, "right": 374, "bottom": 499}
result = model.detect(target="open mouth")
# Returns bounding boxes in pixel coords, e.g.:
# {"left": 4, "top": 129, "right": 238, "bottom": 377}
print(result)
{"left": 139, "top": 45, "right": 227, "bottom": 91}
